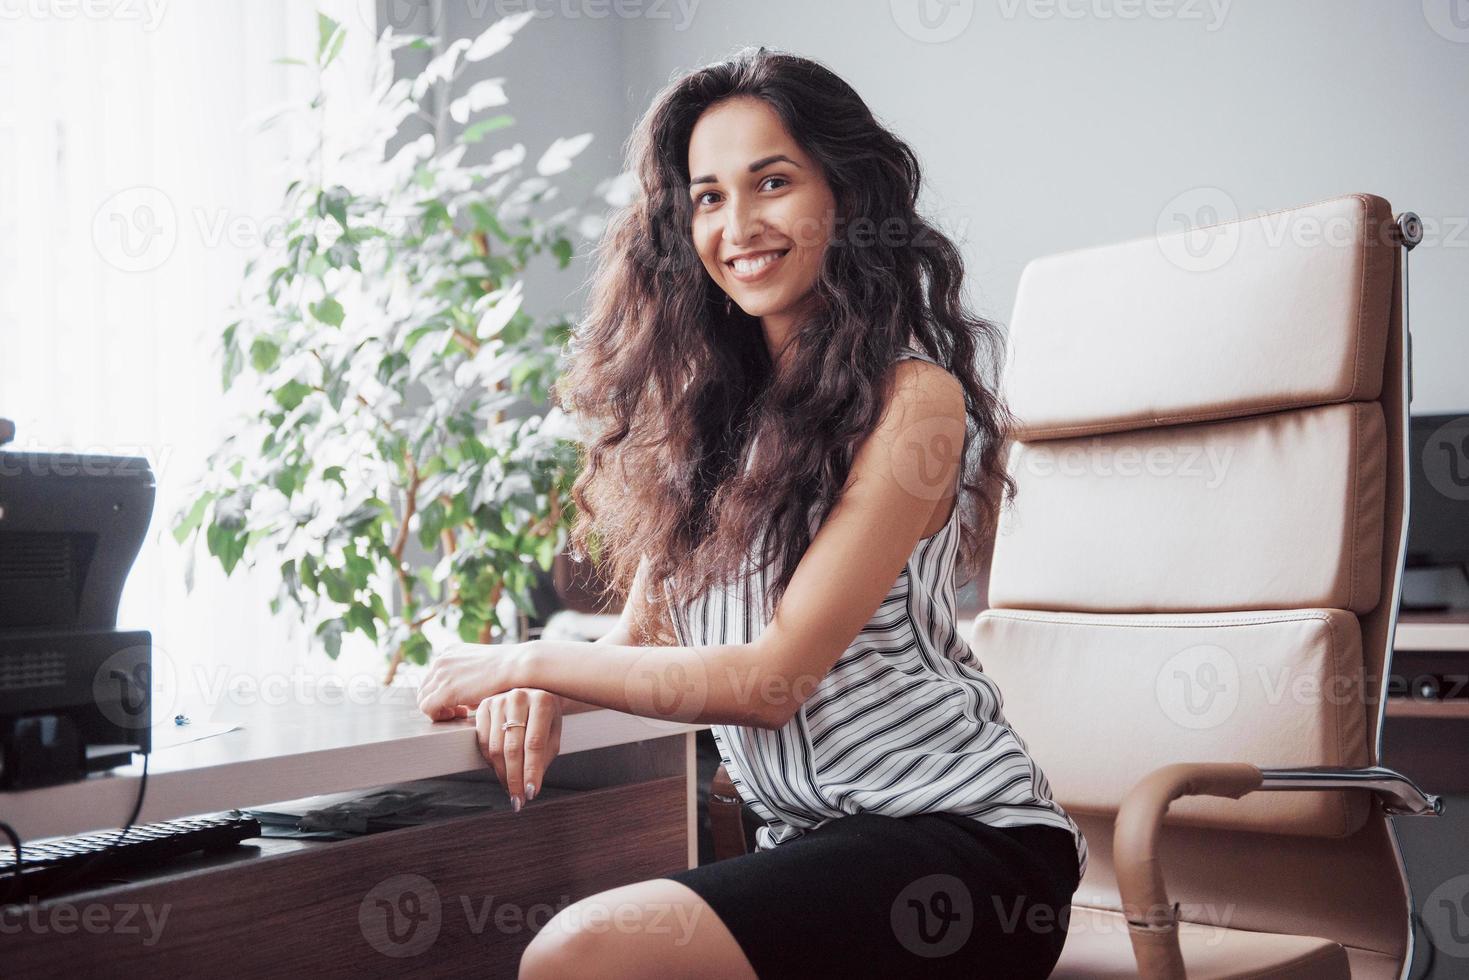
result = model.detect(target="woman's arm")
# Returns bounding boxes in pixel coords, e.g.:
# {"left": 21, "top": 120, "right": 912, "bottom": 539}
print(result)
{"left": 432, "top": 361, "right": 963, "bottom": 727}
{"left": 526, "top": 363, "right": 963, "bottom": 728}
{"left": 556, "top": 557, "right": 645, "bottom": 712}
{"left": 527, "top": 555, "right": 786, "bottom": 727}
{"left": 522, "top": 633, "right": 786, "bottom": 729}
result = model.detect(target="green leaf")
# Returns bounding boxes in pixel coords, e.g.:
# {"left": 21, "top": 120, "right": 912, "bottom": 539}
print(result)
{"left": 317, "top": 186, "right": 351, "bottom": 230}
{"left": 272, "top": 379, "right": 313, "bottom": 411}
{"left": 301, "top": 554, "right": 320, "bottom": 591}
{"left": 369, "top": 593, "right": 390, "bottom": 624}
{"left": 271, "top": 465, "right": 299, "bottom": 497}
{"left": 459, "top": 114, "right": 515, "bottom": 145}
{"left": 206, "top": 522, "right": 247, "bottom": 576}
{"left": 322, "top": 567, "right": 353, "bottom": 604}
{"left": 420, "top": 200, "right": 451, "bottom": 232}
{"left": 281, "top": 558, "right": 301, "bottom": 599}
{"left": 344, "top": 547, "right": 373, "bottom": 582}
{"left": 249, "top": 337, "right": 281, "bottom": 372}
{"left": 172, "top": 491, "right": 215, "bottom": 544}
{"left": 402, "top": 631, "right": 432, "bottom": 666}
{"left": 317, "top": 617, "right": 346, "bottom": 659}
{"left": 309, "top": 296, "right": 344, "bottom": 326}
{"left": 267, "top": 267, "right": 290, "bottom": 305}
{"left": 317, "top": 13, "right": 344, "bottom": 67}
{"left": 535, "top": 534, "right": 558, "bottom": 571}
{"left": 220, "top": 322, "right": 243, "bottom": 389}
{"left": 345, "top": 601, "right": 378, "bottom": 641}
{"left": 325, "top": 240, "right": 359, "bottom": 271}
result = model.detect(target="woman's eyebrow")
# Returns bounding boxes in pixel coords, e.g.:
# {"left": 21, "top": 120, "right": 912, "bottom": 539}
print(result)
{"left": 690, "top": 154, "right": 802, "bottom": 188}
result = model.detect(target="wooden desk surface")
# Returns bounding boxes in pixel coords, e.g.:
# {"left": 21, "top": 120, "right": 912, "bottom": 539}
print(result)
{"left": 1395, "top": 611, "right": 1469, "bottom": 651}
{"left": 0, "top": 686, "right": 703, "bottom": 841}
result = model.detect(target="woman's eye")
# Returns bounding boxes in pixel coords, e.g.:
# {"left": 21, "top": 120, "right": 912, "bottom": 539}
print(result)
{"left": 694, "top": 176, "right": 788, "bottom": 208}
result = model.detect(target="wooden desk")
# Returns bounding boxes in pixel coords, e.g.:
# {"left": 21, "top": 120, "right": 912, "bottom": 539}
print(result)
{"left": 0, "top": 688, "right": 707, "bottom": 978}
{"left": 1383, "top": 611, "right": 1469, "bottom": 795}
{"left": 1393, "top": 611, "right": 1469, "bottom": 653}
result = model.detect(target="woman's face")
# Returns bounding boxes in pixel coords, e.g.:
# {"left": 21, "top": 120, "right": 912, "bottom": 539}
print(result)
{"left": 687, "top": 97, "right": 837, "bottom": 332}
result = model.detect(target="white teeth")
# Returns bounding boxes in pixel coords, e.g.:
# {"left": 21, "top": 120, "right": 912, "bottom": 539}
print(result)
{"left": 732, "top": 250, "right": 784, "bottom": 274}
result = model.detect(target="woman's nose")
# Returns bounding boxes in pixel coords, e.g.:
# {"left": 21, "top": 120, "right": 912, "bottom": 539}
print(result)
{"left": 722, "top": 197, "right": 765, "bottom": 245}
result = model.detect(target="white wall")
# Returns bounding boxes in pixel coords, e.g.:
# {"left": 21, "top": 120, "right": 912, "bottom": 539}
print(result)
{"left": 448, "top": 0, "right": 1467, "bottom": 411}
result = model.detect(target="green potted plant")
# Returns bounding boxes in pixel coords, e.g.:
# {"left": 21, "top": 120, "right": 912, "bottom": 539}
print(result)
{"left": 174, "top": 11, "right": 623, "bottom": 683}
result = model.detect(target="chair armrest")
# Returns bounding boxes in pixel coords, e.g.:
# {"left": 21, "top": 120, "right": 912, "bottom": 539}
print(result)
{"left": 1114, "top": 762, "right": 1442, "bottom": 980}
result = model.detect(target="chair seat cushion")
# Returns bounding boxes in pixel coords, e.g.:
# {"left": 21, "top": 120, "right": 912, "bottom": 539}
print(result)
{"left": 1052, "top": 905, "right": 1350, "bottom": 979}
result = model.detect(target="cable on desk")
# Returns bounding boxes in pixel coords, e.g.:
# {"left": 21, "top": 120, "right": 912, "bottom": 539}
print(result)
{"left": 0, "top": 751, "right": 150, "bottom": 905}
{"left": 0, "top": 820, "right": 19, "bottom": 895}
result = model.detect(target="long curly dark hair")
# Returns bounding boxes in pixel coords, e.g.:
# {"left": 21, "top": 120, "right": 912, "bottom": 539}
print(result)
{"left": 554, "top": 45, "right": 1017, "bottom": 645}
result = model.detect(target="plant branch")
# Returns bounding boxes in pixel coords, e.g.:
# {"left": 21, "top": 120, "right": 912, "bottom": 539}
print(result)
{"left": 383, "top": 451, "right": 423, "bottom": 685}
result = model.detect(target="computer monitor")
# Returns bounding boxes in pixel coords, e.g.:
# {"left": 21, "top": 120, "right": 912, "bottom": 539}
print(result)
{"left": 0, "top": 421, "right": 157, "bottom": 787}
{"left": 1404, "top": 413, "right": 1469, "bottom": 610}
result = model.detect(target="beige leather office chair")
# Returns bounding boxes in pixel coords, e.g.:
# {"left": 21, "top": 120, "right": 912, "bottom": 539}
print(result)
{"left": 976, "top": 192, "right": 1439, "bottom": 978}
{"left": 708, "top": 193, "right": 1443, "bottom": 978}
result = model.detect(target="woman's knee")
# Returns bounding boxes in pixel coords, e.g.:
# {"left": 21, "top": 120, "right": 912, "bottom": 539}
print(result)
{"left": 517, "top": 879, "right": 752, "bottom": 980}
{"left": 518, "top": 897, "right": 619, "bottom": 979}
{"left": 517, "top": 917, "right": 581, "bottom": 980}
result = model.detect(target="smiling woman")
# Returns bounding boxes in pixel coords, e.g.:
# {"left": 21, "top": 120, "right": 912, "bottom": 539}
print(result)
{"left": 685, "top": 111, "right": 836, "bottom": 367}
{"left": 509, "top": 44, "right": 1087, "bottom": 979}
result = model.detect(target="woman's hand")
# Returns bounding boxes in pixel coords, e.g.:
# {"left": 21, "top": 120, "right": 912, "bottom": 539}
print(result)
{"left": 474, "top": 688, "right": 563, "bottom": 812}
{"left": 416, "top": 641, "right": 534, "bottom": 721}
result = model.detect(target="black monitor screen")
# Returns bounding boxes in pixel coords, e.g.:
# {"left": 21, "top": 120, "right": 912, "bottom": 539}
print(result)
{"left": 1407, "top": 413, "right": 1469, "bottom": 568}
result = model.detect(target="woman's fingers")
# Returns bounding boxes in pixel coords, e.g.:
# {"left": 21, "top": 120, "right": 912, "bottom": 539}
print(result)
{"left": 477, "top": 696, "right": 508, "bottom": 792}
{"left": 521, "top": 690, "right": 561, "bottom": 805}
{"left": 501, "top": 688, "right": 530, "bottom": 810}
{"left": 473, "top": 689, "right": 563, "bottom": 813}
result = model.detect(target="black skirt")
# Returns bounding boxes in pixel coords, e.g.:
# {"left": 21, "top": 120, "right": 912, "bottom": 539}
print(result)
{"left": 664, "top": 811, "right": 1081, "bottom": 979}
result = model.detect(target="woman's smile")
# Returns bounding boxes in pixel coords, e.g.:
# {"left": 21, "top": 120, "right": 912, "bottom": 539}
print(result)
{"left": 727, "top": 247, "right": 791, "bottom": 283}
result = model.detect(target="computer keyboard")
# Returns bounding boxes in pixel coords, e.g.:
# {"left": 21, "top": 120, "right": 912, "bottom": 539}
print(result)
{"left": 0, "top": 812, "right": 261, "bottom": 901}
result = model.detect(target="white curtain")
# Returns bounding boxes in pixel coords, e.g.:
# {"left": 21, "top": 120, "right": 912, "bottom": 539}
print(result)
{"left": 0, "top": 1, "right": 394, "bottom": 725}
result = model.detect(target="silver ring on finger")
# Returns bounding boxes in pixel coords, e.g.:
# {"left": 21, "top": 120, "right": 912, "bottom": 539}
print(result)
{"left": 502, "top": 719, "right": 526, "bottom": 732}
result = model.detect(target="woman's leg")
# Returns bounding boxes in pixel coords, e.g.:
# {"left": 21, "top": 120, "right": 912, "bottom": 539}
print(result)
{"left": 518, "top": 877, "right": 757, "bottom": 980}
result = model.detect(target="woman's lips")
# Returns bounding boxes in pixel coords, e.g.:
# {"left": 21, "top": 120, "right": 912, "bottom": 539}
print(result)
{"left": 727, "top": 248, "right": 790, "bottom": 284}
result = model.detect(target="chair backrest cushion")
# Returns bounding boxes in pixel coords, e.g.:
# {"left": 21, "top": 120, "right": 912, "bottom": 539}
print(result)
{"left": 981, "top": 193, "right": 1399, "bottom": 838}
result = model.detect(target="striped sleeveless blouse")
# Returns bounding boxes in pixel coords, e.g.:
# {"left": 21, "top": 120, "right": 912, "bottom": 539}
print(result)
{"left": 668, "top": 344, "right": 1088, "bottom": 879}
